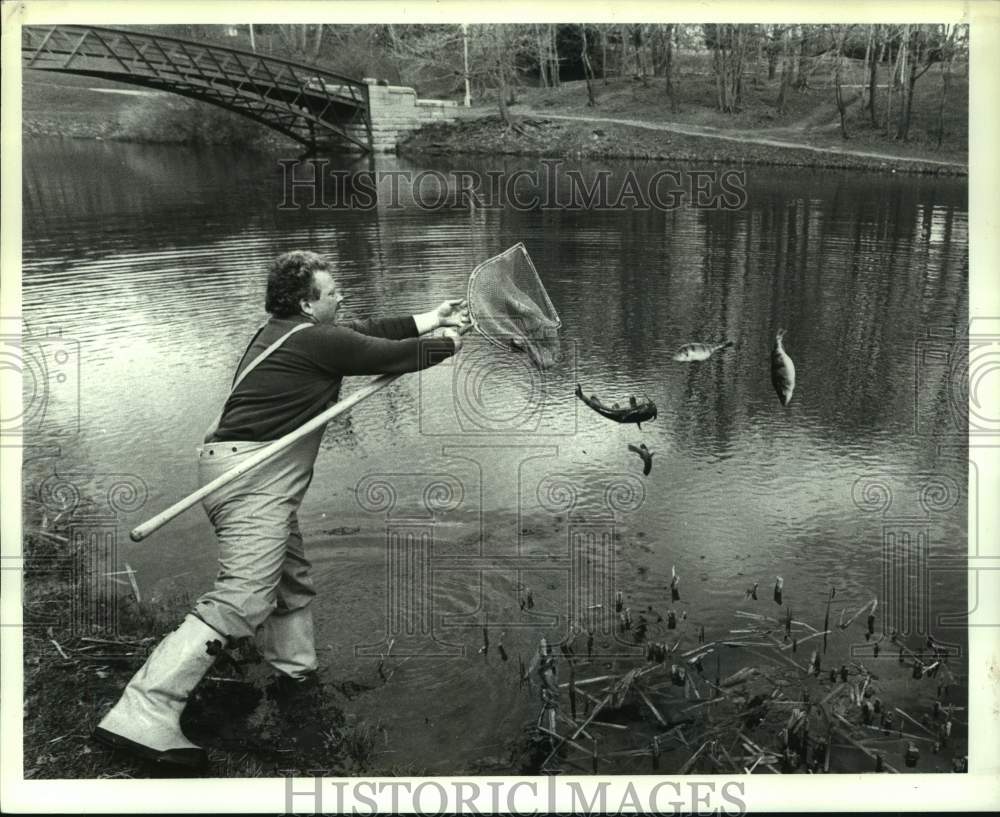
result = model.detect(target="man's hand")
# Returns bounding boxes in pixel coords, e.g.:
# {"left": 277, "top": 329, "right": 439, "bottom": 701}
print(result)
{"left": 441, "top": 326, "right": 464, "bottom": 353}
{"left": 415, "top": 298, "right": 470, "bottom": 335}
{"left": 435, "top": 298, "right": 470, "bottom": 330}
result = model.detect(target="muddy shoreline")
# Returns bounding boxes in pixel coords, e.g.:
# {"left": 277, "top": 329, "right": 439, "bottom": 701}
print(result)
{"left": 23, "top": 517, "right": 969, "bottom": 779}
{"left": 399, "top": 115, "right": 967, "bottom": 177}
{"left": 23, "top": 111, "right": 966, "bottom": 176}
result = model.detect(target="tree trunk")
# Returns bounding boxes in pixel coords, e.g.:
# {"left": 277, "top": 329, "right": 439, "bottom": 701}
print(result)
{"left": 634, "top": 25, "right": 648, "bottom": 85}
{"left": 581, "top": 25, "right": 598, "bottom": 106}
{"left": 310, "top": 24, "right": 325, "bottom": 61}
{"left": 601, "top": 25, "right": 608, "bottom": 85}
{"left": 776, "top": 28, "right": 791, "bottom": 114}
{"left": 860, "top": 26, "right": 872, "bottom": 112}
{"left": 664, "top": 23, "right": 677, "bottom": 112}
{"left": 895, "top": 25, "right": 913, "bottom": 140}
{"left": 767, "top": 26, "right": 780, "bottom": 80}
{"left": 536, "top": 25, "right": 549, "bottom": 87}
{"left": 868, "top": 25, "right": 883, "bottom": 126}
{"left": 794, "top": 25, "right": 809, "bottom": 89}
{"left": 494, "top": 28, "right": 515, "bottom": 129}
{"left": 898, "top": 26, "right": 932, "bottom": 142}
{"left": 937, "top": 25, "right": 955, "bottom": 148}
{"left": 834, "top": 29, "right": 849, "bottom": 139}
{"left": 549, "top": 25, "right": 561, "bottom": 88}
{"left": 885, "top": 26, "right": 904, "bottom": 135}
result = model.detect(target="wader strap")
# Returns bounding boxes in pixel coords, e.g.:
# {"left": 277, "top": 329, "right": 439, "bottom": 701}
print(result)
{"left": 203, "top": 322, "right": 312, "bottom": 443}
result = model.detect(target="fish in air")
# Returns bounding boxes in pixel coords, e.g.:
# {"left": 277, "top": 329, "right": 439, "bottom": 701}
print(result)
{"left": 628, "top": 443, "right": 654, "bottom": 476}
{"left": 672, "top": 340, "right": 734, "bottom": 362}
{"left": 770, "top": 329, "right": 796, "bottom": 406}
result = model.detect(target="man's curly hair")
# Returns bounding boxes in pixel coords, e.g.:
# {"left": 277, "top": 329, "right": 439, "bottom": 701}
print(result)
{"left": 264, "top": 251, "right": 333, "bottom": 318}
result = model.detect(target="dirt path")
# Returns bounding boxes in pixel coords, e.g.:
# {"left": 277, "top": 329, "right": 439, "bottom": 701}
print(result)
{"left": 514, "top": 108, "right": 967, "bottom": 170}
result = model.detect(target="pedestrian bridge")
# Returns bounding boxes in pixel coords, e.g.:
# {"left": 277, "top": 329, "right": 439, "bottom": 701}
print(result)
{"left": 22, "top": 25, "right": 459, "bottom": 153}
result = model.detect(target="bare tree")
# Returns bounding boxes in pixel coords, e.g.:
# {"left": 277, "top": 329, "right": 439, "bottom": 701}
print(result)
{"left": 884, "top": 25, "right": 904, "bottom": 135}
{"left": 833, "top": 26, "right": 851, "bottom": 139}
{"left": 549, "top": 25, "right": 561, "bottom": 88}
{"left": 600, "top": 26, "right": 609, "bottom": 85}
{"left": 705, "top": 23, "right": 751, "bottom": 113}
{"left": 896, "top": 24, "right": 941, "bottom": 141}
{"left": 794, "top": 25, "right": 810, "bottom": 89}
{"left": 275, "top": 24, "right": 326, "bottom": 61}
{"left": 776, "top": 27, "right": 793, "bottom": 114}
{"left": 580, "top": 25, "right": 598, "bottom": 106}
{"left": 936, "top": 24, "right": 960, "bottom": 148}
{"left": 765, "top": 24, "right": 784, "bottom": 80}
{"left": 869, "top": 25, "right": 889, "bottom": 127}
{"left": 664, "top": 23, "right": 678, "bottom": 112}
{"left": 534, "top": 24, "right": 549, "bottom": 88}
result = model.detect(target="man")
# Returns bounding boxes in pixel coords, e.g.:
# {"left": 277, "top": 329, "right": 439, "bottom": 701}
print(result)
{"left": 94, "top": 250, "right": 467, "bottom": 769}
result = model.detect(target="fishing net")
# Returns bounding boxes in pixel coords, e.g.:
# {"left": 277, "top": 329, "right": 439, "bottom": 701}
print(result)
{"left": 467, "top": 243, "right": 561, "bottom": 369}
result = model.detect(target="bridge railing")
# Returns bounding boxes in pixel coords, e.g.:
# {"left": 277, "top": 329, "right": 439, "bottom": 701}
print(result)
{"left": 22, "top": 25, "right": 370, "bottom": 109}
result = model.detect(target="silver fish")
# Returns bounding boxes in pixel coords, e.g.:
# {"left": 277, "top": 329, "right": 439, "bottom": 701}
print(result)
{"left": 672, "top": 340, "right": 734, "bottom": 362}
{"left": 770, "top": 329, "right": 796, "bottom": 406}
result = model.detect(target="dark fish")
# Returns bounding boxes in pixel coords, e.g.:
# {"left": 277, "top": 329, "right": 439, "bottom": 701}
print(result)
{"left": 576, "top": 384, "right": 657, "bottom": 429}
{"left": 672, "top": 339, "right": 734, "bottom": 362}
{"left": 628, "top": 443, "right": 654, "bottom": 476}
{"left": 771, "top": 329, "right": 796, "bottom": 406}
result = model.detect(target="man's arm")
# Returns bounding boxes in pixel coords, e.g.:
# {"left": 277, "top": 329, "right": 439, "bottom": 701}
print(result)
{"left": 345, "top": 299, "right": 468, "bottom": 340}
{"left": 343, "top": 316, "right": 418, "bottom": 340}
{"left": 308, "top": 324, "right": 459, "bottom": 377}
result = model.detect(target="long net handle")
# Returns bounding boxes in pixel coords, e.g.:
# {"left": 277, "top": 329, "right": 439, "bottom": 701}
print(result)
{"left": 129, "top": 372, "right": 401, "bottom": 542}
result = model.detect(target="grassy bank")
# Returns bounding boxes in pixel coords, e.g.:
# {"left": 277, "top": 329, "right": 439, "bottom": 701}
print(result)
{"left": 401, "top": 114, "right": 964, "bottom": 175}
{"left": 22, "top": 71, "right": 295, "bottom": 149}
{"left": 401, "top": 71, "right": 967, "bottom": 175}
{"left": 24, "top": 58, "right": 967, "bottom": 174}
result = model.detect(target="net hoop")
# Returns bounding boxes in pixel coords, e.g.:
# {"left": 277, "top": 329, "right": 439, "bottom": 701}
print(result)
{"left": 467, "top": 242, "right": 561, "bottom": 352}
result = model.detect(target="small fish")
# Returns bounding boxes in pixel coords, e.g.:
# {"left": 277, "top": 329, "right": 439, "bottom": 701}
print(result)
{"left": 628, "top": 443, "right": 654, "bottom": 476}
{"left": 770, "top": 329, "right": 796, "bottom": 406}
{"left": 672, "top": 339, "right": 734, "bottom": 362}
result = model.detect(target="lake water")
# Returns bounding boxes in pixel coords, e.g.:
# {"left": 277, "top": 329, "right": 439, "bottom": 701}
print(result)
{"left": 21, "top": 138, "right": 969, "bottom": 773}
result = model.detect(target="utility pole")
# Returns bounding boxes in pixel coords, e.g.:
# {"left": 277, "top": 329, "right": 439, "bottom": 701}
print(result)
{"left": 462, "top": 23, "right": 472, "bottom": 107}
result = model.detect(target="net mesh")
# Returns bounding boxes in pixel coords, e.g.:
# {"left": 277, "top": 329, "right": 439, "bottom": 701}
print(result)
{"left": 467, "top": 243, "right": 561, "bottom": 369}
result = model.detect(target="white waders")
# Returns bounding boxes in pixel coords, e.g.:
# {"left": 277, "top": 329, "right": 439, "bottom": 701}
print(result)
{"left": 95, "top": 323, "right": 324, "bottom": 768}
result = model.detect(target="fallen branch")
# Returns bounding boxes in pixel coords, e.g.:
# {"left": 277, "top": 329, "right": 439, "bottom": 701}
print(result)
{"left": 571, "top": 693, "right": 610, "bottom": 740}
{"left": 124, "top": 562, "right": 141, "bottom": 604}
{"left": 840, "top": 598, "right": 877, "bottom": 630}
{"left": 678, "top": 740, "right": 709, "bottom": 774}
{"left": 637, "top": 688, "right": 667, "bottom": 726}
{"left": 558, "top": 674, "right": 614, "bottom": 688}
{"left": 49, "top": 639, "right": 70, "bottom": 661}
{"left": 781, "top": 630, "right": 830, "bottom": 651}
{"left": 538, "top": 725, "right": 592, "bottom": 758}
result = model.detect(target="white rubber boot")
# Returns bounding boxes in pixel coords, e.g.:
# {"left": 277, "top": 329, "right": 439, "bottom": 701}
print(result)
{"left": 258, "top": 606, "right": 318, "bottom": 680}
{"left": 93, "top": 615, "right": 222, "bottom": 769}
